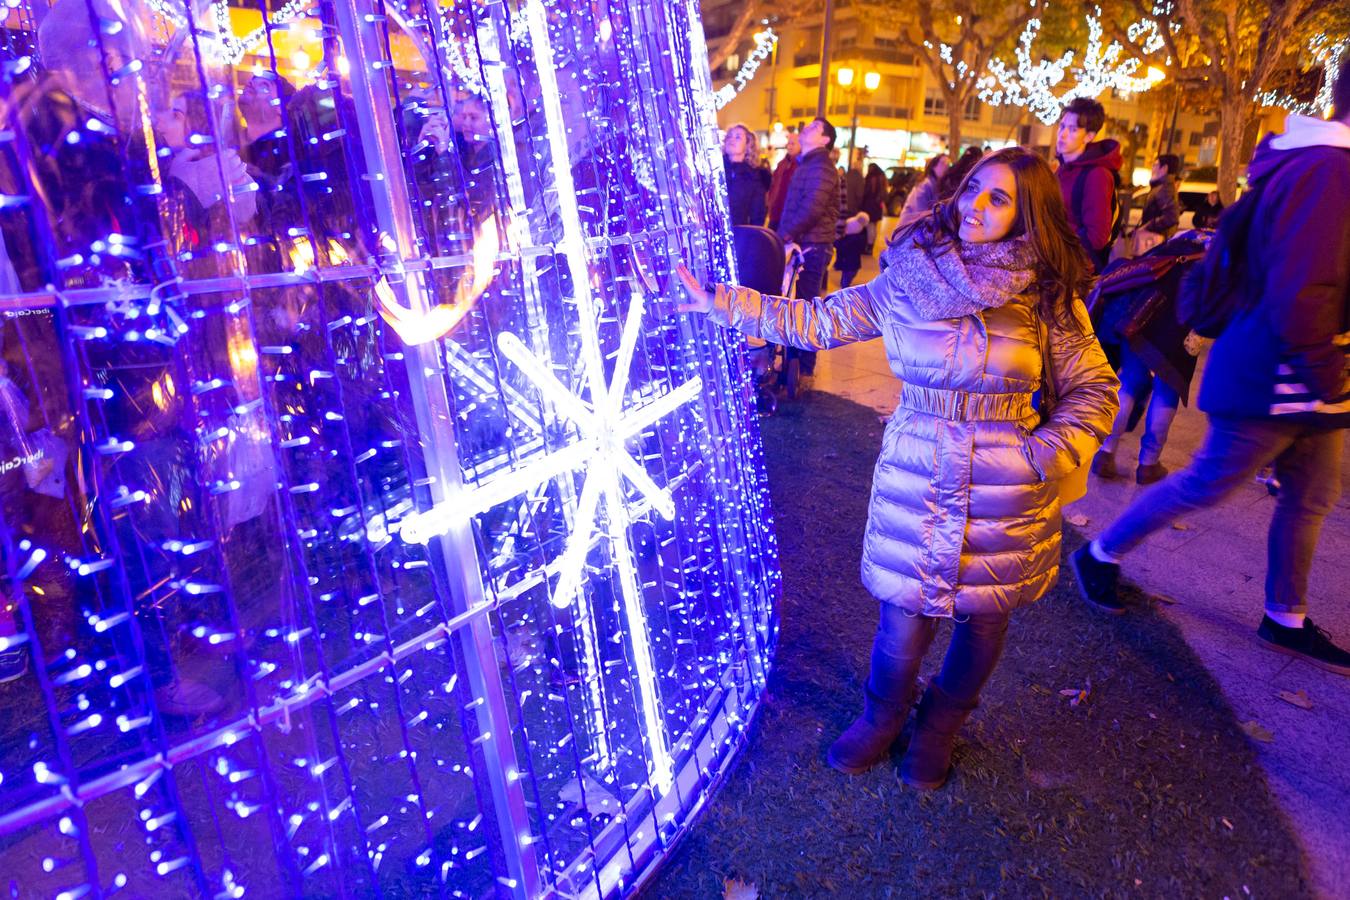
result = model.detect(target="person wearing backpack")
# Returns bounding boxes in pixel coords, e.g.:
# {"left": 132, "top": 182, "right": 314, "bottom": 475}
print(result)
{"left": 1072, "top": 57, "right": 1350, "bottom": 676}
{"left": 1056, "top": 98, "right": 1123, "bottom": 273}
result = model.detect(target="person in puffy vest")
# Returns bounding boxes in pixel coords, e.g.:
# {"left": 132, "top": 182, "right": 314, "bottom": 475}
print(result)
{"left": 1072, "top": 55, "right": 1350, "bottom": 677}
{"left": 677, "top": 147, "right": 1118, "bottom": 789}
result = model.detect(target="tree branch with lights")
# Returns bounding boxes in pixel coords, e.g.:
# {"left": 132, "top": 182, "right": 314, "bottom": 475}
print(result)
{"left": 876, "top": 0, "right": 1036, "bottom": 153}
{"left": 976, "top": 10, "right": 1167, "bottom": 127}
{"left": 1123, "top": 0, "right": 1341, "bottom": 202}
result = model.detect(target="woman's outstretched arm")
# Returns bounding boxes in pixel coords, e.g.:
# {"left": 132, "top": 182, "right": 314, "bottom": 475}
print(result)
{"left": 675, "top": 264, "right": 885, "bottom": 350}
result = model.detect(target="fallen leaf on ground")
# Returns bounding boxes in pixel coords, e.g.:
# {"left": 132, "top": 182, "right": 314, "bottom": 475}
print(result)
{"left": 1239, "top": 720, "right": 1275, "bottom": 743}
{"left": 1064, "top": 512, "right": 1090, "bottom": 527}
{"left": 1276, "top": 689, "right": 1313, "bottom": 710}
{"left": 1171, "top": 522, "right": 1191, "bottom": 530}
{"left": 1059, "top": 681, "right": 1091, "bottom": 706}
{"left": 723, "top": 877, "right": 759, "bottom": 900}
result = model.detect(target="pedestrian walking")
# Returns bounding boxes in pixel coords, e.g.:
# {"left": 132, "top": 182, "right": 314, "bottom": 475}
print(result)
{"left": 1056, "top": 98, "right": 1123, "bottom": 273}
{"left": 1128, "top": 154, "right": 1181, "bottom": 257}
{"left": 1072, "top": 60, "right": 1350, "bottom": 676}
{"left": 1089, "top": 235, "right": 1208, "bottom": 484}
{"left": 677, "top": 147, "right": 1119, "bottom": 788}
{"left": 834, "top": 162, "right": 887, "bottom": 288}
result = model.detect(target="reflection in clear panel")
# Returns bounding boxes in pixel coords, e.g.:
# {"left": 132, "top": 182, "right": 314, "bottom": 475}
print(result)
{"left": 0, "top": 0, "right": 777, "bottom": 895}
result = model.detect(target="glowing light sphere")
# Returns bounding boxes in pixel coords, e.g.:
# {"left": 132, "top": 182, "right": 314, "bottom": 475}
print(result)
{"left": 0, "top": 0, "right": 779, "bottom": 896}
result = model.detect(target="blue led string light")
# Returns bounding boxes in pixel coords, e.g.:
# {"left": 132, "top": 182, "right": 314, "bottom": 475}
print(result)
{"left": 0, "top": 0, "right": 778, "bottom": 896}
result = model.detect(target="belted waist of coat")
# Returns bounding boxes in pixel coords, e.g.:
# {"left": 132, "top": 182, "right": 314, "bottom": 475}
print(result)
{"left": 899, "top": 384, "right": 1035, "bottom": 422}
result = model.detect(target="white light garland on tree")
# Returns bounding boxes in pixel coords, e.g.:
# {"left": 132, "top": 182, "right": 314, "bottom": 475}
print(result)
{"left": 713, "top": 27, "right": 777, "bottom": 110}
{"left": 1255, "top": 33, "right": 1348, "bottom": 117}
{"left": 977, "top": 8, "right": 1167, "bottom": 125}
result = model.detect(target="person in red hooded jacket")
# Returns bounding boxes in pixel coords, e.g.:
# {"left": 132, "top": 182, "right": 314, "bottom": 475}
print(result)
{"left": 1055, "top": 98, "right": 1123, "bottom": 273}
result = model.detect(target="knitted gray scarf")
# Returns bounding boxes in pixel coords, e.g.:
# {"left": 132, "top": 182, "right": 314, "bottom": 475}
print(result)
{"left": 882, "top": 232, "right": 1039, "bottom": 321}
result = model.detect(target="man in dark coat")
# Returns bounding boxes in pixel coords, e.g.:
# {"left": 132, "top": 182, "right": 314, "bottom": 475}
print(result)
{"left": 1073, "top": 58, "right": 1350, "bottom": 676}
{"left": 1055, "top": 98, "right": 1122, "bottom": 273}
{"left": 776, "top": 117, "right": 841, "bottom": 377}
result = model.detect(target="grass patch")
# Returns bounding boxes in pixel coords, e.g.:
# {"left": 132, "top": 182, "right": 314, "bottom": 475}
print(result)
{"left": 649, "top": 391, "right": 1309, "bottom": 898}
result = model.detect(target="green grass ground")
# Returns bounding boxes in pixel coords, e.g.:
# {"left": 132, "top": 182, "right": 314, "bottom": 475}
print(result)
{"left": 648, "top": 390, "right": 1308, "bottom": 899}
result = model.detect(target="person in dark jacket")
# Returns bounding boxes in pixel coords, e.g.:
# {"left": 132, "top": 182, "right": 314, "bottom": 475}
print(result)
{"left": 723, "top": 123, "right": 771, "bottom": 226}
{"left": 1129, "top": 153, "right": 1181, "bottom": 256}
{"left": 766, "top": 130, "right": 800, "bottom": 230}
{"left": 834, "top": 160, "right": 886, "bottom": 288}
{"left": 860, "top": 163, "right": 888, "bottom": 238}
{"left": 1073, "top": 60, "right": 1350, "bottom": 676}
{"left": 777, "top": 116, "right": 842, "bottom": 376}
{"left": 1091, "top": 235, "right": 1206, "bottom": 484}
{"left": 1056, "top": 98, "right": 1123, "bottom": 272}
{"left": 1193, "top": 189, "right": 1225, "bottom": 229}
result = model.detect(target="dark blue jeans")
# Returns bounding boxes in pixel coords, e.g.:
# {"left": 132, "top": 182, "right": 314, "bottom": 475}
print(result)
{"left": 1103, "top": 343, "right": 1180, "bottom": 465}
{"left": 786, "top": 242, "right": 833, "bottom": 376}
{"left": 1100, "top": 417, "right": 1344, "bottom": 614}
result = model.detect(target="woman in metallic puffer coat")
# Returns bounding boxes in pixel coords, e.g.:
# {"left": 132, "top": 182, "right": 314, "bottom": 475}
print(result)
{"left": 678, "top": 147, "right": 1119, "bottom": 789}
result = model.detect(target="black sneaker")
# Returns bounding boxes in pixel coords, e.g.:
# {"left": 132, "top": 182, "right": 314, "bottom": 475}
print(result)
{"left": 1070, "top": 544, "right": 1125, "bottom": 615}
{"left": 1257, "top": 616, "right": 1350, "bottom": 676}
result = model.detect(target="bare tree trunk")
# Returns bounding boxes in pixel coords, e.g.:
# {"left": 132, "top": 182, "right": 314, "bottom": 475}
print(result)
{"left": 947, "top": 105, "right": 963, "bottom": 156}
{"left": 1216, "top": 96, "right": 1254, "bottom": 203}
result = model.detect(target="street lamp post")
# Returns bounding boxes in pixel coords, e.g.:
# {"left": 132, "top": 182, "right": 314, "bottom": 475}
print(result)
{"left": 837, "top": 66, "right": 880, "bottom": 172}
{"left": 817, "top": 0, "right": 835, "bottom": 117}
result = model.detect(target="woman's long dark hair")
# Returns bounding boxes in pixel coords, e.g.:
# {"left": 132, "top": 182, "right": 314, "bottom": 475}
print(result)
{"left": 893, "top": 146, "right": 1093, "bottom": 330}
{"left": 937, "top": 146, "right": 983, "bottom": 198}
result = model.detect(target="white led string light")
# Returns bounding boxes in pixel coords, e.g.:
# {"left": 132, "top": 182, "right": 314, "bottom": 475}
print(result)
{"left": 1255, "top": 33, "right": 1348, "bottom": 117}
{"left": 977, "top": 9, "right": 1167, "bottom": 125}
{"left": 713, "top": 27, "right": 777, "bottom": 111}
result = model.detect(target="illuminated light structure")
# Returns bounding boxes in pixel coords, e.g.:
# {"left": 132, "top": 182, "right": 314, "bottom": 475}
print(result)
{"left": 0, "top": 0, "right": 778, "bottom": 897}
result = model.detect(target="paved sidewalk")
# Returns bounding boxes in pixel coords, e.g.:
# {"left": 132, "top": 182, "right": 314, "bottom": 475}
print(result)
{"left": 809, "top": 237, "right": 1349, "bottom": 899}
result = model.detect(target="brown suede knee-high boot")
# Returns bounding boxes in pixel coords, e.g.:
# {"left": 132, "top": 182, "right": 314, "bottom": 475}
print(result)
{"left": 900, "top": 683, "right": 977, "bottom": 790}
{"left": 827, "top": 682, "right": 912, "bottom": 775}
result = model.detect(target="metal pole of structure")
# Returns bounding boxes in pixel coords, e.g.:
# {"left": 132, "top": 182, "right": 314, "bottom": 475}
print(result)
{"left": 848, "top": 88, "right": 859, "bottom": 170}
{"left": 768, "top": 33, "right": 779, "bottom": 132}
{"left": 816, "top": 0, "right": 835, "bottom": 117}
{"left": 1164, "top": 87, "right": 1180, "bottom": 155}
{"left": 906, "top": 79, "right": 917, "bottom": 167}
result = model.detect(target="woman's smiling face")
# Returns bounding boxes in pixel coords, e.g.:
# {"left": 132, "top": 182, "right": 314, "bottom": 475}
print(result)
{"left": 957, "top": 163, "right": 1017, "bottom": 243}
